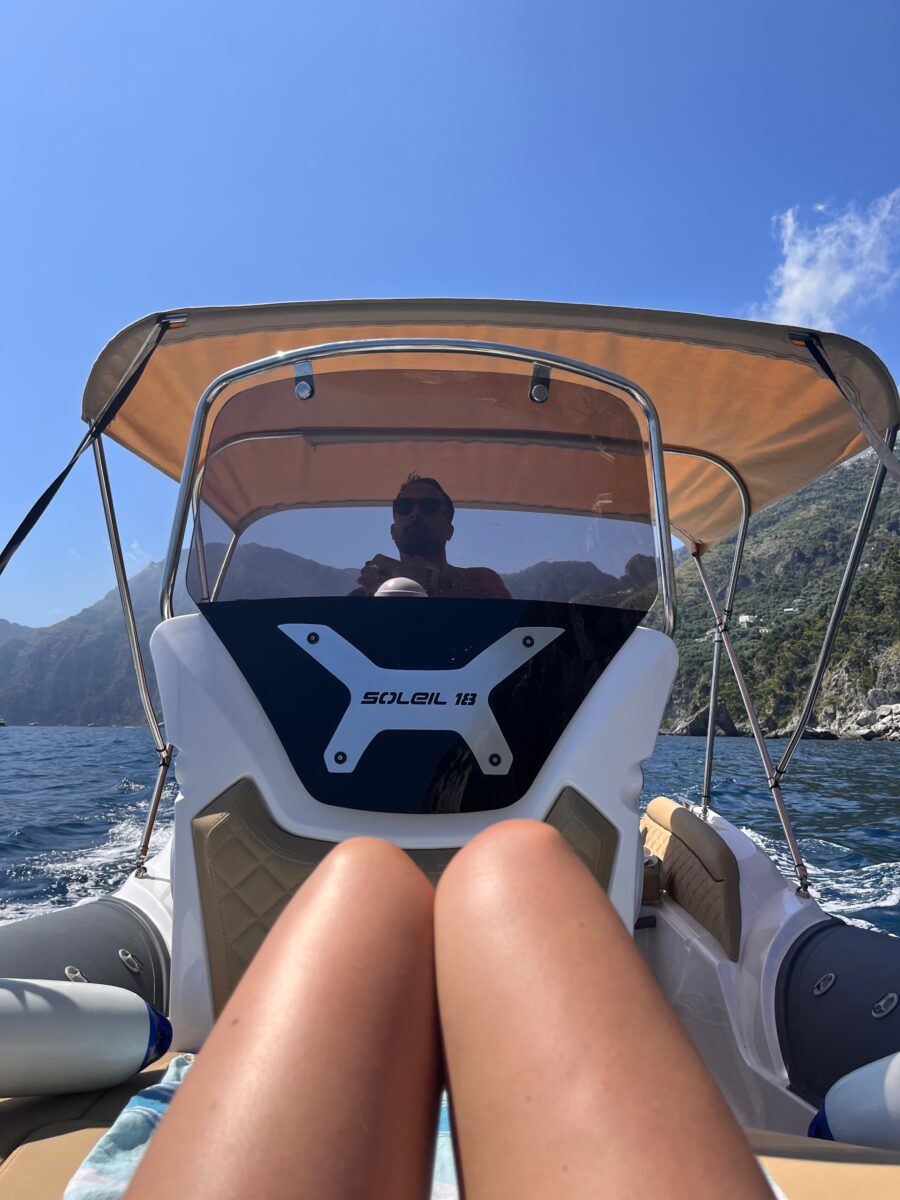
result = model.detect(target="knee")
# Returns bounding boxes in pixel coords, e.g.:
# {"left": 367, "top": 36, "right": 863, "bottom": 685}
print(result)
{"left": 318, "top": 836, "right": 435, "bottom": 930}
{"left": 461, "top": 817, "right": 567, "bottom": 866}
{"left": 438, "top": 820, "right": 569, "bottom": 912}
{"left": 466, "top": 817, "right": 565, "bottom": 861}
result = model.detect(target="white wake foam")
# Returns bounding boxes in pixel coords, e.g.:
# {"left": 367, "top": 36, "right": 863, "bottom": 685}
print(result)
{"left": 742, "top": 827, "right": 900, "bottom": 931}
{"left": 0, "top": 781, "right": 177, "bottom": 924}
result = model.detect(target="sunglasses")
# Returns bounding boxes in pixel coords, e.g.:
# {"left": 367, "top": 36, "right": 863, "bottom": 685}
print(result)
{"left": 393, "top": 497, "right": 446, "bottom": 516}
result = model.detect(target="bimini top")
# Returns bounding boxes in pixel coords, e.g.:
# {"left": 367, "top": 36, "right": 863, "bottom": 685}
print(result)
{"left": 82, "top": 299, "right": 899, "bottom": 551}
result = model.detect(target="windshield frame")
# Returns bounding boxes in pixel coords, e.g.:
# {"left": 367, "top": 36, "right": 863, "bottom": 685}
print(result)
{"left": 162, "top": 338, "right": 677, "bottom": 633}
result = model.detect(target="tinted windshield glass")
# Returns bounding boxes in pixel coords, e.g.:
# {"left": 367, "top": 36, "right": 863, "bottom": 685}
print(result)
{"left": 187, "top": 354, "right": 658, "bottom": 613}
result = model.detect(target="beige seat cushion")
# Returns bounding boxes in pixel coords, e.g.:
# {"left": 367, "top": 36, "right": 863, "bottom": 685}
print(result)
{"left": 748, "top": 1127, "right": 900, "bottom": 1198}
{"left": 191, "top": 779, "right": 462, "bottom": 1015}
{"left": 0, "top": 1128, "right": 109, "bottom": 1200}
{"left": 640, "top": 795, "right": 742, "bottom": 960}
{"left": 0, "top": 1053, "right": 179, "bottom": 1199}
{"left": 193, "top": 779, "right": 619, "bottom": 1016}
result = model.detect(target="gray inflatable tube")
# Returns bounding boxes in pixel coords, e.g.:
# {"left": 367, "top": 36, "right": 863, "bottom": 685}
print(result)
{"left": 0, "top": 896, "right": 169, "bottom": 1012}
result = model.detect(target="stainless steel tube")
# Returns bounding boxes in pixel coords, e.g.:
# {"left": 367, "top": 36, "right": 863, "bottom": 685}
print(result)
{"left": 701, "top": 635, "right": 725, "bottom": 816}
{"left": 666, "top": 448, "right": 751, "bottom": 818}
{"left": 93, "top": 438, "right": 166, "bottom": 755}
{"left": 210, "top": 533, "right": 239, "bottom": 601}
{"left": 694, "top": 553, "right": 809, "bottom": 893}
{"left": 136, "top": 743, "right": 173, "bottom": 875}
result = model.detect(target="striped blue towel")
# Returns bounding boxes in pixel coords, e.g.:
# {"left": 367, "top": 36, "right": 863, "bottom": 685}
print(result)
{"left": 63, "top": 1054, "right": 194, "bottom": 1200}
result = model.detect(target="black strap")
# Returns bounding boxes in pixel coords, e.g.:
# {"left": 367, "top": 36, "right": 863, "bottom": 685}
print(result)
{"left": 0, "top": 317, "right": 171, "bottom": 580}
{"left": 800, "top": 332, "right": 841, "bottom": 389}
{"left": 799, "top": 331, "right": 900, "bottom": 484}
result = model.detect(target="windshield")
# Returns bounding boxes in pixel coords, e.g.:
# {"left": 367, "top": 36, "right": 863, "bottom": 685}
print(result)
{"left": 186, "top": 353, "right": 659, "bottom": 615}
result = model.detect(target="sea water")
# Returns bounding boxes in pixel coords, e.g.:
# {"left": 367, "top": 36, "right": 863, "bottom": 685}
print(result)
{"left": 1, "top": 727, "right": 898, "bottom": 929}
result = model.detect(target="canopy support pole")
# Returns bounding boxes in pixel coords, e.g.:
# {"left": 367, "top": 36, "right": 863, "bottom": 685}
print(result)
{"left": 211, "top": 533, "right": 239, "bottom": 601}
{"left": 93, "top": 436, "right": 167, "bottom": 757}
{"left": 135, "top": 743, "right": 174, "bottom": 877}
{"left": 190, "top": 470, "right": 211, "bottom": 601}
{"left": 693, "top": 552, "right": 809, "bottom": 893}
{"left": 93, "top": 435, "right": 174, "bottom": 873}
{"left": 774, "top": 425, "right": 898, "bottom": 785}
{"left": 702, "top": 636, "right": 725, "bottom": 815}
{"left": 701, "top": 485, "right": 750, "bottom": 819}
{"left": 667, "top": 448, "right": 751, "bottom": 820}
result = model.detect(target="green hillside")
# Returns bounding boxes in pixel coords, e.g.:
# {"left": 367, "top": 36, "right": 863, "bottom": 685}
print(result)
{"left": 666, "top": 451, "right": 900, "bottom": 732}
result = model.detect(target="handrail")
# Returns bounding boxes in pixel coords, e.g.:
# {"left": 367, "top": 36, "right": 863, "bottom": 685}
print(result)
{"left": 93, "top": 437, "right": 166, "bottom": 756}
{"left": 666, "top": 448, "right": 751, "bottom": 818}
{"left": 693, "top": 552, "right": 809, "bottom": 894}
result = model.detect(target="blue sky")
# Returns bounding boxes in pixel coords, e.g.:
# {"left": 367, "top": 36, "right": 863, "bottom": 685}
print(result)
{"left": 2, "top": 0, "right": 899, "bottom": 625}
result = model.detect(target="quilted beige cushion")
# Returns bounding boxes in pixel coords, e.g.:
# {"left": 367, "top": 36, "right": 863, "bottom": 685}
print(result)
{"left": 640, "top": 796, "right": 741, "bottom": 960}
{"left": 193, "top": 780, "right": 622, "bottom": 1014}
{"left": 192, "top": 780, "right": 333, "bottom": 1015}
{"left": 545, "top": 786, "right": 618, "bottom": 891}
{"left": 191, "top": 780, "right": 461, "bottom": 1013}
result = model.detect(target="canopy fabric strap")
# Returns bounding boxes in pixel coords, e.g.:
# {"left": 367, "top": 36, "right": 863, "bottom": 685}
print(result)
{"left": 803, "top": 334, "right": 900, "bottom": 484}
{"left": 0, "top": 317, "right": 172, "bottom": 580}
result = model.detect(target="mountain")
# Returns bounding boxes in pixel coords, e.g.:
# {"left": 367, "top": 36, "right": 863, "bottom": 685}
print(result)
{"left": 0, "top": 458, "right": 896, "bottom": 729}
{"left": 0, "top": 551, "right": 363, "bottom": 726}
{"left": 0, "top": 564, "right": 171, "bottom": 727}
{"left": 502, "top": 555, "right": 656, "bottom": 607}
{"left": 210, "top": 543, "right": 358, "bottom": 600}
{"left": 0, "top": 619, "right": 39, "bottom": 648}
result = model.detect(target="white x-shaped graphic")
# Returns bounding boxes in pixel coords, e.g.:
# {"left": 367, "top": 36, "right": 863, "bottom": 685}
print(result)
{"left": 278, "top": 624, "right": 563, "bottom": 774}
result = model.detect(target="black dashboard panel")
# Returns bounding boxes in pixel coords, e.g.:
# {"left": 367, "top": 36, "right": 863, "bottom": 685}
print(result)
{"left": 200, "top": 597, "right": 642, "bottom": 814}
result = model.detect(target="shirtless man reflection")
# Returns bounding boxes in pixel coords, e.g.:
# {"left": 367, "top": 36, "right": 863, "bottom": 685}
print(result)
{"left": 354, "top": 475, "right": 510, "bottom": 598}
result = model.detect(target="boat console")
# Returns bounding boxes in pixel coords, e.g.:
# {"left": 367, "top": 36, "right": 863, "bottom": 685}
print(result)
{"left": 149, "top": 345, "right": 678, "bottom": 1045}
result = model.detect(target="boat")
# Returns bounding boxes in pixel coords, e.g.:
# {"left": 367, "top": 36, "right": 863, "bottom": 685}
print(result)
{"left": 0, "top": 299, "right": 898, "bottom": 1196}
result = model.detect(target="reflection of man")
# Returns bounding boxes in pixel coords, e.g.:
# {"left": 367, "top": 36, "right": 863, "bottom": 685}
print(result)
{"left": 354, "top": 475, "right": 510, "bottom": 598}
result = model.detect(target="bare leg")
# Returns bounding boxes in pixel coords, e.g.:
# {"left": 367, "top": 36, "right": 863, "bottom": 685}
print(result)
{"left": 434, "top": 820, "right": 772, "bottom": 1199}
{"left": 128, "top": 838, "right": 441, "bottom": 1200}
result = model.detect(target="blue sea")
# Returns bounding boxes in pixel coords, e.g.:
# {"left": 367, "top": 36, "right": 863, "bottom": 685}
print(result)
{"left": 0, "top": 727, "right": 898, "bottom": 932}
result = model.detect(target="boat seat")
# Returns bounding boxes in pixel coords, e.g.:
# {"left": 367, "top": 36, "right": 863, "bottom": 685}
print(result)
{"left": 640, "top": 796, "right": 742, "bottom": 960}
{"left": 191, "top": 778, "right": 462, "bottom": 1017}
{"left": 748, "top": 1128, "right": 900, "bottom": 1198}
{"left": 0, "top": 1053, "right": 179, "bottom": 1199}
{"left": 193, "top": 777, "right": 619, "bottom": 1017}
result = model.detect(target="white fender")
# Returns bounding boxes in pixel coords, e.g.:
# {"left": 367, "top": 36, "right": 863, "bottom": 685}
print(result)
{"left": 0, "top": 978, "right": 172, "bottom": 1095}
{"left": 812, "top": 1052, "right": 900, "bottom": 1150}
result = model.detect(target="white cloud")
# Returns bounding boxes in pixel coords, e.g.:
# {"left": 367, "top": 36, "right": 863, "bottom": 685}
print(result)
{"left": 751, "top": 188, "right": 900, "bottom": 329}
{"left": 124, "top": 539, "right": 151, "bottom": 568}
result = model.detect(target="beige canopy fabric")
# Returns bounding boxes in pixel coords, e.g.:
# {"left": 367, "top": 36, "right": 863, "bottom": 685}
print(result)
{"left": 82, "top": 300, "right": 899, "bottom": 551}
{"left": 199, "top": 369, "right": 654, "bottom": 535}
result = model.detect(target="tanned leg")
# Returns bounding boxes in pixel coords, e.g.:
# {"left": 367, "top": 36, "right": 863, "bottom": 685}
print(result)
{"left": 128, "top": 838, "right": 441, "bottom": 1200}
{"left": 434, "top": 820, "right": 772, "bottom": 1200}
